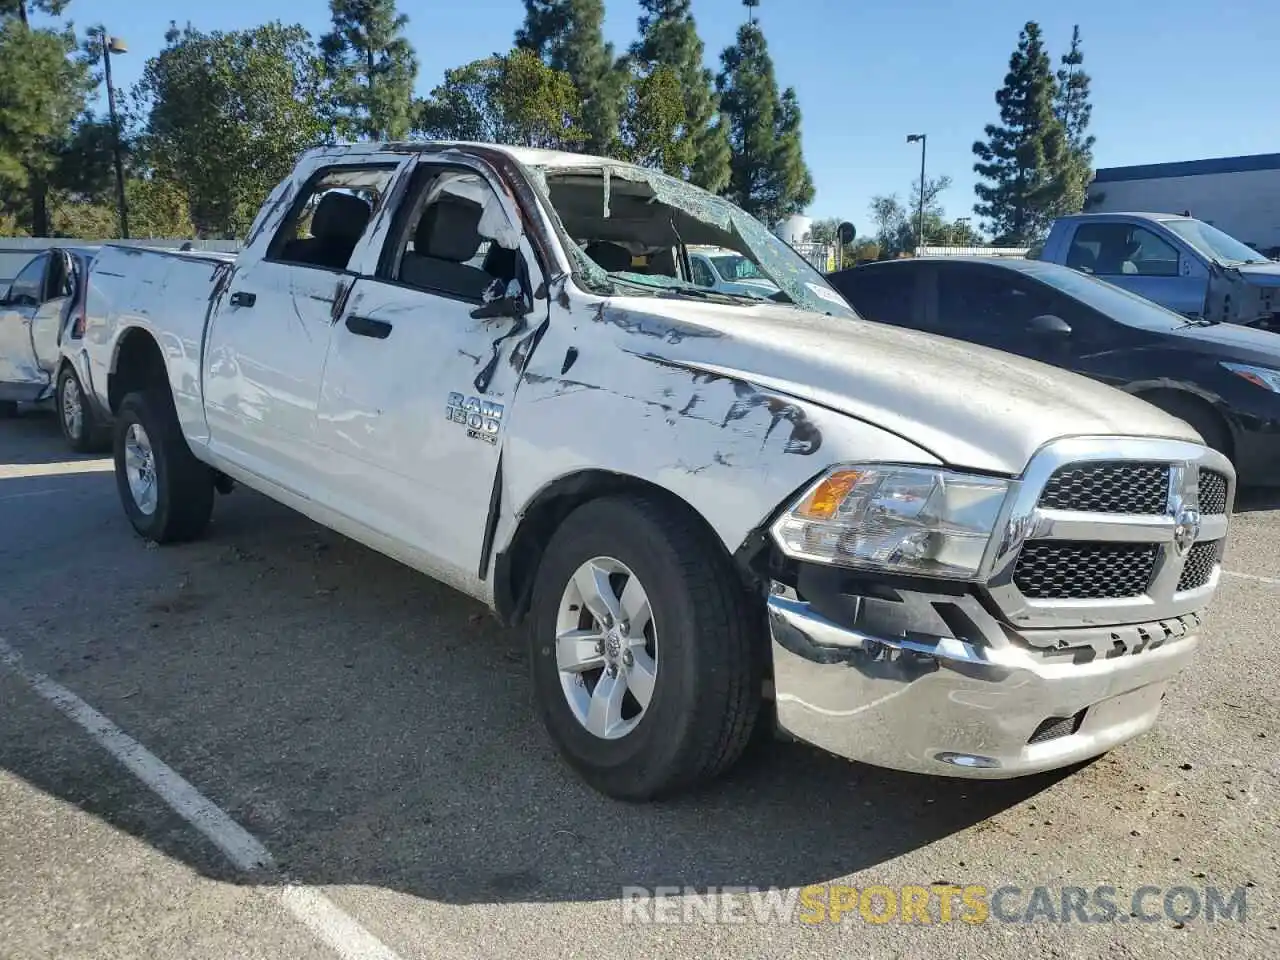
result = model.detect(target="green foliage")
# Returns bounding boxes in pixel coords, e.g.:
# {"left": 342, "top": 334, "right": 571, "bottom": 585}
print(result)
{"left": 1053, "top": 25, "right": 1094, "bottom": 217}
{"left": 417, "top": 48, "right": 586, "bottom": 151}
{"left": 0, "top": 16, "right": 91, "bottom": 235}
{"left": 972, "top": 21, "right": 1070, "bottom": 244}
{"left": 51, "top": 115, "right": 115, "bottom": 199}
{"left": 45, "top": 176, "right": 193, "bottom": 239}
{"left": 868, "top": 175, "right": 980, "bottom": 255}
{"left": 1, "top": 1, "right": 69, "bottom": 26}
{"left": 716, "top": 5, "right": 813, "bottom": 226}
{"left": 516, "top": 0, "right": 624, "bottom": 154}
{"left": 135, "top": 21, "right": 330, "bottom": 238}
{"left": 320, "top": 0, "right": 418, "bottom": 141}
{"left": 619, "top": 65, "right": 689, "bottom": 174}
{"left": 630, "top": 0, "right": 729, "bottom": 191}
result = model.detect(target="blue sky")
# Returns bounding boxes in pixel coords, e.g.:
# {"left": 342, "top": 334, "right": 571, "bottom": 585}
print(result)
{"left": 67, "top": 0, "right": 1280, "bottom": 234}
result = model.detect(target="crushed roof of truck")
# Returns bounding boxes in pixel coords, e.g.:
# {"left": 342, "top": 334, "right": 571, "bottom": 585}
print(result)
{"left": 315, "top": 139, "right": 626, "bottom": 173}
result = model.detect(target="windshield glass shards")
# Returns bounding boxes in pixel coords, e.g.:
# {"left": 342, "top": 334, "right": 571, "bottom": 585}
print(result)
{"left": 529, "top": 161, "right": 856, "bottom": 319}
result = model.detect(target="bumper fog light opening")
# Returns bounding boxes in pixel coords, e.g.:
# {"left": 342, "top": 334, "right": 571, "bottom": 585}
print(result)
{"left": 934, "top": 752, "right": 1001, "bottom": 770}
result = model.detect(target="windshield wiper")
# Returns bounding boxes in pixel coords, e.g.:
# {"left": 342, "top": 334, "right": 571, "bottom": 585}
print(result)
{"left": 654, "top": 285, "right": 764, "bottom": 305}
{"left": 1177, "top": 316, "right": 1218, "bottom": 328}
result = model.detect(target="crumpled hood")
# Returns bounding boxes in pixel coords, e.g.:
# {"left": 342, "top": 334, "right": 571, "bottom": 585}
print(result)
{"left": 1232, "top": 261, "right": 1280, "bottom": 288}
{"left": 618, "top": 297, "right": 1201, "bottom": 475}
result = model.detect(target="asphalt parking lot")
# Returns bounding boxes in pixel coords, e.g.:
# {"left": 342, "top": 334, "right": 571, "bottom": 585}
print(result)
{"left": 1, "top": 411, "right": 1278, "bottom": 959}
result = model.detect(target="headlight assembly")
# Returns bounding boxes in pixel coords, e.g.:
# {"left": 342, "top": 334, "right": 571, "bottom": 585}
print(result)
{"left": 1222, "top": 361, "right": 1280, "bottom": 393}
{"left": 770, "top": 464, "right": 1010, "bottom": 580}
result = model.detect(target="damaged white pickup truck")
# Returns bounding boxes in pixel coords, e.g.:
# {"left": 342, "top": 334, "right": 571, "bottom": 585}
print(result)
{"left": 81, "top": 142, "right": 1235, "bottom": 800}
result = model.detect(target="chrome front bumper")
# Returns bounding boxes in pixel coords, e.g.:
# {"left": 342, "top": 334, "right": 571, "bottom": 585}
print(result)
{"left": 768, "top": 590, "right": 1199, "bottom": 778}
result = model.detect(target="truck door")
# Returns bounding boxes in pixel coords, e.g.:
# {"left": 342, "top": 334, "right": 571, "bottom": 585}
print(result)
{"left": 313, "top": 158, "right": 548, "bottom": 592}
{"left": 0, "top": 252, "right": 51, "bottom": 398}
{"left": 203, "top": 160, "right": 408, "bottom": 490}
{"left": 1065, "top": 221, "right": 1208, "bottom": 317}
{"left": 30, "top": 249, "right": 75, "bottom": 377}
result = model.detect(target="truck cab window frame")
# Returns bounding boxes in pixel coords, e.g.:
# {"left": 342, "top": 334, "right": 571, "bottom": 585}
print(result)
{"left": 265, "top": 164, "right": 398, "bottom": 273}
{"left": 1069, "top": 222, "right": 1181, "bottom": 278}
{"left": 377, "top": 164, "right": 529, "bottom": 306}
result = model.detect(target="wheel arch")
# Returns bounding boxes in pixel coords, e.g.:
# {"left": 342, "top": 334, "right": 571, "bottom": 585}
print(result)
{"left": 492, "top": 469, "right": 777, "bottom": 629}
{"left": 108, "top": 326, "right": 169, "bottom": 415}
{"left": 1131, "top": 385, "right": 1237, "bottom": 462}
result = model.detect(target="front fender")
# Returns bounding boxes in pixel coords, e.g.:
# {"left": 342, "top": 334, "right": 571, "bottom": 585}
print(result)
{"left": 495, "top": 316, "right": 942, "bottom": 566}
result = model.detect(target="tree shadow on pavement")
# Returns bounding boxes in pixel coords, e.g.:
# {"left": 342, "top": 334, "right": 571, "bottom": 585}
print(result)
{"left": 0, "top": 464, "right": 1066, "bottom": 907}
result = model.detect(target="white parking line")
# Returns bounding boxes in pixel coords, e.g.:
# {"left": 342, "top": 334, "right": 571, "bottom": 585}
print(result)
{"left": 1224, "top": 570, "right": 1280, "bottom": 587}
{"left": 0, "top": 637, "right": 409, "bottom": 960}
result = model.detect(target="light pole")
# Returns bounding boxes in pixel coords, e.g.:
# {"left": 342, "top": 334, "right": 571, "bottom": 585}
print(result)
{"left": 99, "top": 30, "right": 129, "bottom": 239}
{"left": 906, "top": 133, "right": 926, "bottom": 253}
{"left": 953, "top": 216, "right": 971, "bottom": 247}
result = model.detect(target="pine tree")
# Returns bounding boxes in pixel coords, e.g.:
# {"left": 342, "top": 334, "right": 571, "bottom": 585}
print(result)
{"left": 716, "top": 1, "right": 813, "bottom": 225}
{"left": 516, "top": 0, "right": 623, "bottom": 154}
{"left": 139, "top": 21, "right": 330, "bottom": 237}
{"left": 1054, "top": 25, "right": 1094, "bottom": 216}
{"left": 0, "top": 2, "right": 91, "bottom": 235}
{"left": 971, "top": 21, "right": 1068, "bottom": 243}
{"left": 630, "top": 0, "right": 729, "bottom": 192}
{"left": 320, "top": 0, "right": 418, "bottom": 142}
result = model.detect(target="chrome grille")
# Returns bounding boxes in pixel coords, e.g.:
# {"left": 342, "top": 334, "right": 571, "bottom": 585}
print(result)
{"left": 1177, "top": 541, "right": 1221, "bottom": 592}
{"left": 1013, "top": 543, "right": 1157, "bottom": 600}
{"left": 987, "top": 437, "right": 1235, "bottom": 629}
{"left": 1197, "top": 470, "right": 1229, "bottom": 515}
{"left": 1037, "top": 461, "right": 1169, "bottom": 514}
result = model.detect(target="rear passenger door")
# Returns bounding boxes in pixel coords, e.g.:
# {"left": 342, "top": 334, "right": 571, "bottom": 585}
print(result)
{"left": 0, "top": 253, "right": 50, "bottom": 394}
{"left": 313, "top": 157, "right": 550, "bottom": 591}
{"left": 204, "top": 160, "right": 407, "bottom": 491}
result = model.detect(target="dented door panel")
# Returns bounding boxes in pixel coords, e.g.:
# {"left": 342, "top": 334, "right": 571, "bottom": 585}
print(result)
{"left": 313, "top": 276, "right": 533, "bottom": 596}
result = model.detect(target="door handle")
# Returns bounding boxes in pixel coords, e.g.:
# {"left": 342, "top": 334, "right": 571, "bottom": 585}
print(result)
{"left": 229, "top": 291, "right": 256, "bottom": 308}
{"left": 345, "top": 314, "right": 393, "bottom": 339}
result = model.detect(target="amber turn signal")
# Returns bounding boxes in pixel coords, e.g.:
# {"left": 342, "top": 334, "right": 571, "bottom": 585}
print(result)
{"left": 794, "top": 469, "right": 862, "bottom": 519}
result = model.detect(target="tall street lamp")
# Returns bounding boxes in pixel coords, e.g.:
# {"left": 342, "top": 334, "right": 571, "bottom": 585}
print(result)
{"left": 99, "top": 30, "right": 129, "bottom": 239}
{"left": 906, "top": 133, "right": 926, "bottom": 253}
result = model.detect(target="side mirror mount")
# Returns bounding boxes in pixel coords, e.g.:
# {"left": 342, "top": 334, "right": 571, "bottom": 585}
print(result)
{"left": 1028, "top": 313, "right": 1072, "bottom": 337}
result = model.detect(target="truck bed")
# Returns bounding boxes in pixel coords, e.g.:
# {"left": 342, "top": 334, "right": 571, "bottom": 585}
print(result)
{"left": 84, "top": 244, "right": 236, "bottom": 444}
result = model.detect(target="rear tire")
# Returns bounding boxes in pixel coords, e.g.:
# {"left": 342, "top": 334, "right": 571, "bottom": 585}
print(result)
{"left": 113, "top": 388, "right": 215, "bottom": 543}
{"left": 528, "top": 494, "right": 763, "bottom": 801}
{"left": 57, "top": 365, "right": 109, "bottom": 453}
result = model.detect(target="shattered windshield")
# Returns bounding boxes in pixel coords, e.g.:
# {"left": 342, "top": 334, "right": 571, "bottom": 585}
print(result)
{"left": 527, "top": 162, "right": 855, "bottom": 318}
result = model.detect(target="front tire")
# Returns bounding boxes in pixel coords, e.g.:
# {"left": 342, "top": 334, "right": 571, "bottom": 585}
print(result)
{"left": 57, "top": 365, "right": 108, "bottom": 453}
{"left": 113, "top": 389, "right": 215, "bottom": 543}
{"left": 528, "top": 494, "right": 763, "bottom": 801}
